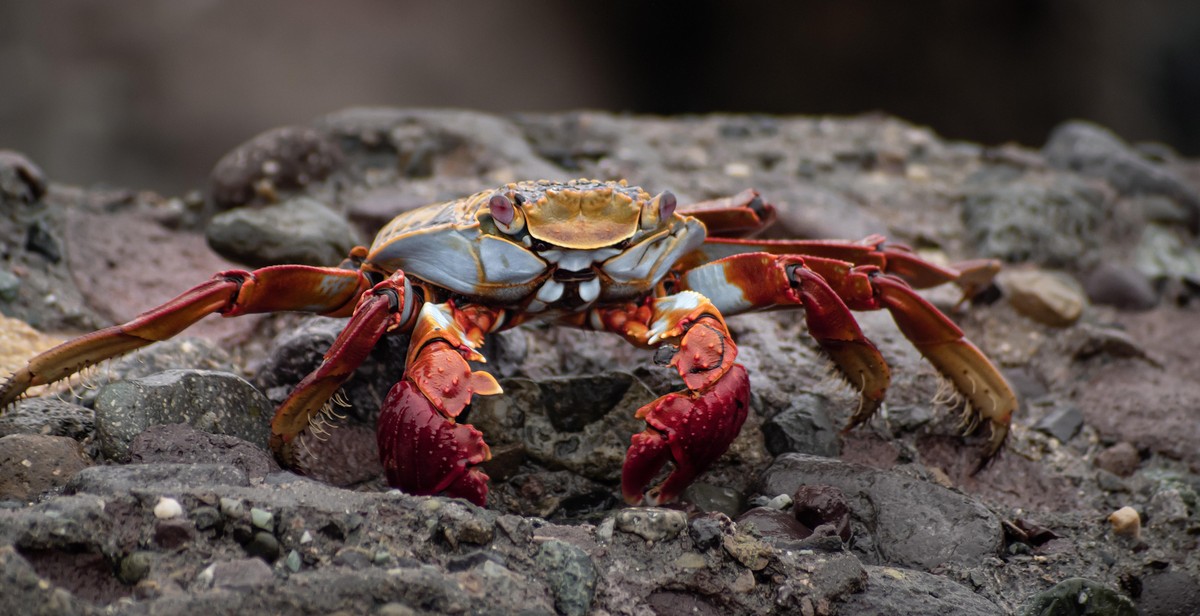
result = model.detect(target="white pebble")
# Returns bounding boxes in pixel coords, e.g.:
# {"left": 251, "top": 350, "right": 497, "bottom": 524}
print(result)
{"left": 154, "top": 497, "right": 183, "bottom": 520}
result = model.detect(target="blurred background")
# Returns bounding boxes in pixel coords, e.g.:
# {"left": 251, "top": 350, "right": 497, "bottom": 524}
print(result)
{"left": 2, "top": 0, "right": 1199, "bottom": 196}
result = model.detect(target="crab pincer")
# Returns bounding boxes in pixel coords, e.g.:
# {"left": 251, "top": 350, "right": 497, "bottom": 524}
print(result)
{"left": 377, "top": 380, "right": 491, "bottom": 506}
{"left": 607, "top": 294, "right": 750, "bottom": 505}
{"left": 623, "top": 364, "right": 749, "bottom": 505}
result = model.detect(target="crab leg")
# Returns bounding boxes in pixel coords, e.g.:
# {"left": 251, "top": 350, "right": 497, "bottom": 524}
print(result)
{"left": 0, "top": 265, "right": 372, "bottom": 408}
{"left": 692, "top": 235, "right": 1001, "bottom": 301}
{"left": 375, "top": 302, "right": 503, "bottom": 506}
{"left": 592, "top": 292, "right": 750, "bottom": 505}
{"left": 678, "top": 188, "right": 775, "bottom": 238}
{"left": 678, "top": 253, "right": 1016, "bottom": 465}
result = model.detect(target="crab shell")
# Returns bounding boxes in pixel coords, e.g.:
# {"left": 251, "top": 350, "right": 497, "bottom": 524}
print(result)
{"left": 364, "top": 179, "right": 706, "bottom": 312}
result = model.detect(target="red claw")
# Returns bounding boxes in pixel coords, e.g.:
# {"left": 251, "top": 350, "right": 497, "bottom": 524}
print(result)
{"left": 622, "top": 364, "right": 750, "bottom": 505}
{"left": 377, "top": 380, "right": 491, "bottom": 506}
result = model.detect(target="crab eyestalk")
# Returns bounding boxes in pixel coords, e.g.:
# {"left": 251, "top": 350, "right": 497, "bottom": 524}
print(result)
{"left": 640, "top": 190, "right": 677, "bottom": 229}
{"left": 489, "top": 193, "right": 525, "bottom": 235}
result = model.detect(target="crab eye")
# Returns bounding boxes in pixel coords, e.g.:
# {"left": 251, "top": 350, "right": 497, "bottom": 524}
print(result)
{"left": 659, "top": 191, "right": 677, "bottom": 218}
{"left": 641, "top": 190, "right": 678, "bottom": 229}
{"left": 489, "top": 194, "right": 515, "bottom": 225}
{"left": 489, "top": 193, "right": 526, "bottom": 234}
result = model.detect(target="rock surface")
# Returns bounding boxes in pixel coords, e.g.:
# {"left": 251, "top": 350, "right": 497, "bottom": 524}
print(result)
{"left": 2, "top": 109, "right": 1199, "bottom": 614}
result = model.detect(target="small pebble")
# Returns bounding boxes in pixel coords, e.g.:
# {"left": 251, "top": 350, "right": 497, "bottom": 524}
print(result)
{"left": 1108, "top": 506, "right": 1141, "bottom": 539}
{"left": 219, "top": 497, "right": 244, "bottom": 518}
{"left": 1003, "top": 269, "right": 1086, "bottom": 327}
{"left": 300, "top": 530, "right": 313, "bottom": 544}
{"left": 765, "top": 494, "right": 793, "bottom": 510}
{"left": 1095, "top": 442, "right": 1140, "bottom": 477}
{"left": 285, "top": 549, "right": 302, "bottom": 573}
{"left": 250, "top": 507, "right": 273, "bottom": 531}
{"left": 1083, "top": 263, "right": 1158, "bottom": 310}
{"left": 153, "top": 497, "right": 183, "bottom": 520}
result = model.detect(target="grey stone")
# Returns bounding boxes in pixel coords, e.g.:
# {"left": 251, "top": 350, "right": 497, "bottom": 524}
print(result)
{"left": 1083, "top": 263, "right": 1159, "bottom": 310}
{"left": 128, "top": 423, "right": 279, "bottom": 481}
{"left": 1002, "top": 269, "right": 1087, "bottom": 327}
{"left": 0, "top": 150, "right": 47, "bottom": 203}
{"left": 1043, "top": 120, "right": 1200, "bottom": 230}
{"left": 758, "top": 454, "right": 1002, "bottom": 570}
{"left": 209, "top": 126, "right": 345, "bottom": 210}
{"left": 206, "top": 196, "right": 361, "bottom": 268}
{"left": 65, "top": 463, "right": 249, "bottom": 495}
{"left": 962, "top": 172, "right": 1112, "bottom": 268}
{"left": 0, "top": 398, "right": 93, "bottom": 440}
{"left": 760, "top": 392, "right": 842, "bottom": 457}
{"left": 841, "top": 565, "right": 1002, "bottom": 616}
{"left": 681, "top": 483, "right": 744, "bottom": 518}
{"left": 0, "top": 269, "right": 19, "bottom": 301}
{"left": 536, "top": 539, "right": 597, "bottom": 616}
{"left": 470, "top": 373, "right": 654, "bottom": 483}
{"left": 1133, "top": 223, "right": 1200, "bottom": 288}
{"left": 65, "top": 337, "right": 239, "bottom": 409}
{"left": 614, "top": 508, "right": 687, "bottom": 542}
{"left": 0, "top": 434, "right": 90, "bottom": 501}
{"left": 94, "top": 369, "right": 272, "bottom": 461}
{"left": 1020, "top": 577, "right": 1136, "bottom": 616}
{"left": 209, "top": 557, "right": 276, "bottom": 590}
{"left": 1138, "top": 570, "right": 1200, "bottom": 616}
{"left": 1033, "top": 405, "right": 1084, "bottom": 443}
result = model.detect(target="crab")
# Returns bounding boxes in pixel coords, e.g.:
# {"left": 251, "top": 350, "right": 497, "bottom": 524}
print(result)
{"left": 0, "top": 179, "right": 1016, "bottom": 507}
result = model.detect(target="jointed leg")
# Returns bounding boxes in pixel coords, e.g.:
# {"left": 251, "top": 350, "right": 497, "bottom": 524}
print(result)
{"left": 679, "top": 252, "right": 1016, "bottom": 463}
{"left": 1, "top": 264, "right": 372, "bottom": 408}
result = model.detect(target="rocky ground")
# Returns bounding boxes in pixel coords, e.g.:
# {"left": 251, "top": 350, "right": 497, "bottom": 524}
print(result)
{"left": 1, "top": 109, "right": 1199, "bottom": 615}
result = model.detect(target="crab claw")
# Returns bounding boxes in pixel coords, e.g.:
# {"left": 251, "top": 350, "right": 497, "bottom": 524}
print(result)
{"left": 376, "top": 380, "right": 491, "bottom": 506}
{"left": 622, "top": 364, "right": 750, "bottom": 505}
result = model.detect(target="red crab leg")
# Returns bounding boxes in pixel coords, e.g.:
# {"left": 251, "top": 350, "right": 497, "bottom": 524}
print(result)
{"left": 592, "top": 293, "right": 750, "bottom": 505}
{"left": 678, "top": 188, "right": 776, "bottom": 238}
{"left": 0, "top": 264, "right": 372, "bottom": 408}
{"left": 691, "top": 235, "right": 1001, "bottom": 301}
{"left": 269, "top": 271, "right": 419, "bottom": 464}
{"left": 678, "top": 253, "right": 1016, "bottom": 465}
{"left": 375, "top": 302, "right": 503, "bottom": 506}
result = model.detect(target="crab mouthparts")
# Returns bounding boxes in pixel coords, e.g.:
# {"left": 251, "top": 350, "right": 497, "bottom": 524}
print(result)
{"left": 552, "top": 268, "right": 597, "bottom": 283}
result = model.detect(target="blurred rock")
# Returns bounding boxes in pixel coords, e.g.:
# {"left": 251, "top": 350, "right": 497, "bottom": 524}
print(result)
{"left": 1044, "top": 120, "right": 1200, "bottom": 231}
{"left": 681, "top": 483, "right": 744, "bottom": 518}
{"left": 206, "top": 196, "right": 361, "bottom": 267}
{"left": 1002, "top": 269, "right": 1086, "bottom": 327}
{"left": 1083, "top": 263, "right": 1159, "bottom": 310}
{"left": 962, "top": 171, "right": 1112, "bottom": 268}
{"left": 1032, "top": 405, "right": 1084, "bottom": 443}
{"left": 209, "top": 126, "right": 345, "bottom": 210}
{"left": 0, "top": 151, "right": 46, "bottom": 204}
{"left": 1094, "top": 442, "right": 1140, "bottom": 477}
